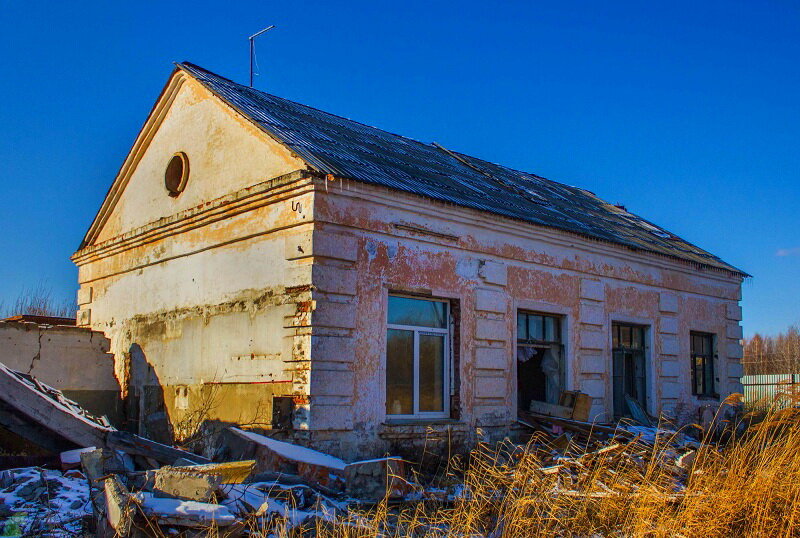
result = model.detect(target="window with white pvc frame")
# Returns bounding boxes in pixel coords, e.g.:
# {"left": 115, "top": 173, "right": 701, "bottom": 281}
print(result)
{"left": 386, "top": 295, "right": 450, "bottom": 419}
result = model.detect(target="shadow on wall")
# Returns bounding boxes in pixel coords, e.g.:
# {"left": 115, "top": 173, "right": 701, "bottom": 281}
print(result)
{"left": 125, "top": 343, "right": 172, "bottom": 444}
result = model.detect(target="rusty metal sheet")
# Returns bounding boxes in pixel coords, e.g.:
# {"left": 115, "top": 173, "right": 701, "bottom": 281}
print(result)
{"left": 178, "top": 62, "right": 746, "bottom": 276}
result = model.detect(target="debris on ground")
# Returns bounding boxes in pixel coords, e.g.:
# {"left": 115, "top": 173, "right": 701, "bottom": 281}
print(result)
{"left": 0, "top": 362, "right": 713, "bottom": 535}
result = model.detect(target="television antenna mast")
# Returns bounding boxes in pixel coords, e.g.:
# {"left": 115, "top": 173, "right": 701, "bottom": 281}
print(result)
{"left": 249, "top": 25, "right": 275, "bottom": 87}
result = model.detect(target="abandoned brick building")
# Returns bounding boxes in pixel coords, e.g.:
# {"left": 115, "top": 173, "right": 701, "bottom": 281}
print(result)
{"left": 71, "top": 62, "right": 747, "bottom": 459}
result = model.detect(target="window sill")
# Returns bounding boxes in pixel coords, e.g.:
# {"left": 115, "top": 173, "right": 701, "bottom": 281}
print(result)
{"left": 383, "top": 418, "right": 462, "bottom": 426}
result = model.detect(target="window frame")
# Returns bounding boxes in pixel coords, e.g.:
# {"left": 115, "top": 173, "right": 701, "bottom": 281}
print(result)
{"left": 386, "top": 295, "right": 450, "bottom": 419}
{"left": 690, "top": 331, "right": 716, "bottom": 398}
{"left": 515, "top": 310, "right": 565, "bottom": 405}
{"left": 611, "top": 322, "right": 649, "bottom": 418}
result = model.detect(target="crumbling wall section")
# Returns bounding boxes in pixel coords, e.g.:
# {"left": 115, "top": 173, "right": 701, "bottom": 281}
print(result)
{"left": 0, "top": 320, "right": 121, "bottom": 422}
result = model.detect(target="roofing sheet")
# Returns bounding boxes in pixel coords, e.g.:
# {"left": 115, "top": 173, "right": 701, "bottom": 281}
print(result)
{"left": 178, "top": 62, "right": 745, "bottom": 276}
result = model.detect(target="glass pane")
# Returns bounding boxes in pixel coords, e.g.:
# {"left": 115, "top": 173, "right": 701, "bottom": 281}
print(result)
{"left": 703, "top": 335, "right": 712, "bottom": 356}
{"left": 419, "top": 334, "right": 445, "bottom": 412}
{"left": 632, "top": 327, "right": 643, "bottom": 349}
{"left": 612, "top": 325, "right": 620, "bottom": 348}
{"left": 517, "top": 313, "right": 527, "bottom": 341}
{"left": 386, "top": 329, "right": 414, "bottom": 415}
{"left": 544, "top": 316, "right": 559, "bottom": 342}
{"left": 528, "top": 315, "right": 544, "bottom": 341}
{"left": 388, "top": 296, "right": 447, "bottom": 328}
{"left": 691, "top": 334, "right": 700, "bottom": 355}
{"left": 703, "top": 357, "right": 715, "bottom": 396}
{"left": 620, "top": 325, "right": 631, "bottom": 348}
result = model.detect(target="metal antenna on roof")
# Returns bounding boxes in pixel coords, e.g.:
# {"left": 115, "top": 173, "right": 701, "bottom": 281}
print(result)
{"left": 249, "top": 25, "right": 275, "bottom": 87}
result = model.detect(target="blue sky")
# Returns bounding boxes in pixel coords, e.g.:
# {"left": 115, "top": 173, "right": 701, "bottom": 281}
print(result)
{"left": 0, "top": 1, "right": 797, "bottom": 336}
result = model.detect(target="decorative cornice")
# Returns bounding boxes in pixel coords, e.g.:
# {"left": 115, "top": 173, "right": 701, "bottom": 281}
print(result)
{"left": 72, "top": 170, "right": 311, "bottom": 265}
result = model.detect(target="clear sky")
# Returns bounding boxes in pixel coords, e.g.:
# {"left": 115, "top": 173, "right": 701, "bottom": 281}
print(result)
{"left": 0, "top": 1, "right": 797, "bottom": 336}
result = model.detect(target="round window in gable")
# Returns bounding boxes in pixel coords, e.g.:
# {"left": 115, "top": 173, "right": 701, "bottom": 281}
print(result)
{"left": 164, "top": 152, "right": 190, "bottom": 197}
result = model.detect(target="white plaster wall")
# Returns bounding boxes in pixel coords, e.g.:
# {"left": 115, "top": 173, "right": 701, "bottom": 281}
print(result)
{"left": 95, "top": 75, "right": 306, "bottom": 244}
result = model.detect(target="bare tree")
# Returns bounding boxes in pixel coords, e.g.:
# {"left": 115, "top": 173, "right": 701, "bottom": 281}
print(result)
{"left": 1, "top": 283, "right": 76, "bottom": 319}
{"left": 743, "top": 324, "right": 800, "bottom": 375}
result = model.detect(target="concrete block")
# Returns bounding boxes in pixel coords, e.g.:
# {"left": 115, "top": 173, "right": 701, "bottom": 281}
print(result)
{"left": 727, "top": 340, "right": 744, "bottom": 360}
{"left": 659, "top": 316, "right": 678, "bottom": 335}
{"left": 314, "top": 264, "right": 358, "bottom": 295}
{"left": 285, "top": 264, "right": 313, "bottom": 288}
{"left": 728, "top": 379, "right": 744, "bottom": 393}
{"left": 660, "top": 334, "right": 679, "bottom": 356}
{"left": 313, "top": 230, "right": 358, "bottom": 262}
{"left": 475, "top": 375, "right": 508, "bottom": 399}
{"left": 726, "top": 303, "right": 743, "bottom": 321}
{"left": 475, "top": 288, "right": 507, "bottom": 314}
{"left": 580, "top": 354, "right": 606, "bottom": 375}
{"left": 76, "top": 308, "right": 91, "bottom": 326}
{"left": 478, "top": 260, "right": 507, "bottom": 286}
{"left": 312, "top": 300, "right": 356, "bottom": 329}
{"left": 475, "top": 346, "right": 508, "bottom": 370}
{"left": 580, "top": 279, "right": 604, "bottom": 302}
{"left": 726, "top": 323, "right": 743, "bottom": 340}
{"left": 579, "top": 329, "right": 606, "bottom": 351}
{"left": 727, "top": 360, "right": 744, "bottom": 379}
{"left": 310, "top": 335, "right": 357, "bottom": 362}
{"left": 76, "top": 286, "right": 92, "bottom": 306}
{"left": 475, "top": 317, "right": 509, "bottom": 342}
{"left": 579, "top": 302, "right": 605, "bottom": 326}
{"left": 660, "top": 360, "right": 679, "bottom": 377}
{"left": 659, "top": 292, "right": 678, "bottom": 313}
{"left": 285, "top": 230, "right": 313, "bottom": 260}
{"left": 285, "top": 230, "right": 358, "bottom": 262}
{"left": 661, "top": 381, "right": 681, "bottom": 399}
{"left": 152, "top": 467, "right": 223, "bottom": 502}
{"left": 580, "top": 378, "right": 606, "bottom": 399}
{"left": 309, "top": 403, "right": 354, "bottom": 430}
{"left": 310, "top": 369, "right": 354, "bottom": 397}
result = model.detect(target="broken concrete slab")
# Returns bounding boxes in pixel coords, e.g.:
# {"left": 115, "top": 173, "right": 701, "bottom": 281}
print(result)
{"left": 103, "top": 474, "right": 137, "bottom": 537}
{"left": 170, "top": 459, "right": 256, "bottom": 484}
{"left": 229, "top": 428, "right": 347, "bottom": 491}
{"left": 344, "top": 457, "right": 412, "bottom": 501}
{"left": 134, "top": 491, "right": 238, "bottom": 527}
{"left": 149, "top": 466, "right": 224, "bottom": 502}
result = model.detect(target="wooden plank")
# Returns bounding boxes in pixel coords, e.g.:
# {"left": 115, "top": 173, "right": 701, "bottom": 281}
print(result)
{"left": 0, "top": 363, "right": 109, "bottom": 448}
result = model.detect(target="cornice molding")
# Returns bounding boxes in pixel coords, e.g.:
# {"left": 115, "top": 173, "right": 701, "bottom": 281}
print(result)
{"left": 72, "top": 170, "right": 311, "bottom": 265}
{"left": 317, "top": 178, "right": 743, "bottom": 286}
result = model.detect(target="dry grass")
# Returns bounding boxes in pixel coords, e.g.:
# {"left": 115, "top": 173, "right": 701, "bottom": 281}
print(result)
{"left": 292, "top": 397, "right": 800, "bottom": 538}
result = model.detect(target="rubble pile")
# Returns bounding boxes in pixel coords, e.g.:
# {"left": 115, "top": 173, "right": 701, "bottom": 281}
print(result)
{"left": 0, "top": 467, "right": 92, "bottom": 535}
{"left": 0, "top": 362, "right": 710, "bottom": 535}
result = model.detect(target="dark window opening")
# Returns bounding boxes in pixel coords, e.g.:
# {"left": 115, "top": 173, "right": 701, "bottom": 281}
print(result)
{"left": 612, "top": 323, "right": 647, "bottom": 418}
{"left": 691, "top": 332, "right": 716, "bottom": 398}
{"left": 517, "top": 311, "right": 563, "bottom": 411}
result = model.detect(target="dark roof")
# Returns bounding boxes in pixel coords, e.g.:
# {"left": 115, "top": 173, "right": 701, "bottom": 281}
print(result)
{"left": 178, "top": 62, "right": 746, "bottom": 277}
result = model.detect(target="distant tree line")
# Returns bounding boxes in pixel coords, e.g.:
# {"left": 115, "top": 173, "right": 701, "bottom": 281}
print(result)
{"left": 0, "top": 283, "right": 76, "bottom": 319}
{"left": 743, "top": 324, "right": 800, "bottom": 375}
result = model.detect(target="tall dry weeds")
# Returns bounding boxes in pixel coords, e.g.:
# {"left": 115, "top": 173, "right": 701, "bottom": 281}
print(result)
{"left": 302, "top": 396, "right": 800, "bottom": 537}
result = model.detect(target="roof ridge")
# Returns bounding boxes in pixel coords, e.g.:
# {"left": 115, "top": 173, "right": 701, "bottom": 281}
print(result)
{"left": 178, "top": 61, "right": 436, "bottom": 151}
{"left": 178, "top": 62, "right": 587, "bottom": 196}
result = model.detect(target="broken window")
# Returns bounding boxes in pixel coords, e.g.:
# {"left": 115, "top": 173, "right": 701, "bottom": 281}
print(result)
{"left": 691, "top": 332, "right": 716, "bottom": 398}
{"left": 516, "top": 311, "right": 563, "bottom": 410}
{"left": 612, "top": 323, "right": 647, "bottom": 418}
{"left": 386, "top": 295, "right": 449, "bottom": 418}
